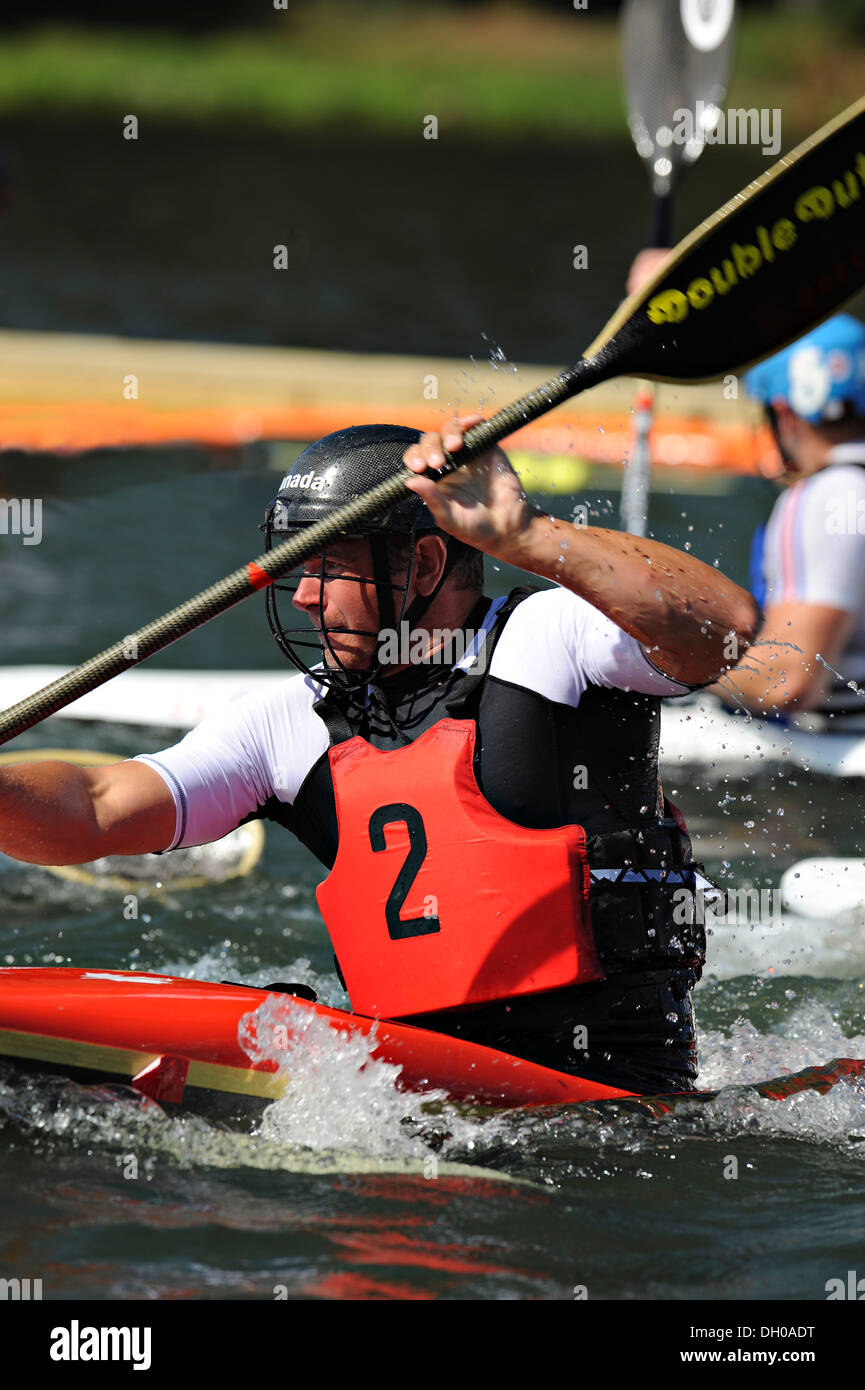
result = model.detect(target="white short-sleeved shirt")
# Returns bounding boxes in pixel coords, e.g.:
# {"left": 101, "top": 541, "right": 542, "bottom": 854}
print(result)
{"left": 135, "top": 586, "right": 691, "bottom": 850}
{"left": 761, "top": 442, "right": 865, "bottom": 706}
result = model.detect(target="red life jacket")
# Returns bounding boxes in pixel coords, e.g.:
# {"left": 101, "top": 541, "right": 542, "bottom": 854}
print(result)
{"left": 315, "top": 717, "right": 602, "bottom": 1019}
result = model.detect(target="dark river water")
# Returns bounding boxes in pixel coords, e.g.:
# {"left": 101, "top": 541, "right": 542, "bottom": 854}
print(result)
{"left": 0, "top": 119, "right": 863, "bottom": 1306}
{"left": 0, "top": 118, "right": 808, "bottom": 359}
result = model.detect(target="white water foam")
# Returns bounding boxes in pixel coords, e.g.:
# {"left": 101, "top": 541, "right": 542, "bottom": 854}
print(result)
{"left": 238, "top": 993, "right": 465, "bottom": 1159}
{"left": 703, "top": 913, "right": 865, "bottom": 980}
{"left": 139, "top": 957, "right": 865, "bottom": 1153}
{"left": 699, "top": 999, "right": 865, "bottom": 1087}
{"left": 692, "top": 1001, "right": 865, "bottom": 1144}
{"left": 0, "top": 1065, "right": 522, "bottom": 1184}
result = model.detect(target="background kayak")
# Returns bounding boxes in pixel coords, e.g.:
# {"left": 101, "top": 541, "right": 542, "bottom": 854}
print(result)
{"left": 6, "top": 670, "right": 865, "bottom": 782}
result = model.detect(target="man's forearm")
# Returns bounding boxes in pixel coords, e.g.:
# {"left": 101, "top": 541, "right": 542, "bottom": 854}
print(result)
{"left": 489, "top": 511, "right": 759, "bottom": 686}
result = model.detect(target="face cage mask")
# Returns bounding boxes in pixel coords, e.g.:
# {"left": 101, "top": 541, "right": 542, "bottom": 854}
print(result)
{"left": 262, "top": 515, "right": 451, "bottom": 695}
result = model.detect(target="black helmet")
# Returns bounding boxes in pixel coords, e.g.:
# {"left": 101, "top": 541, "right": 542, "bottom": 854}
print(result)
{"left": 267, "top": 424, "right": 437, "bottom": 537}
{"left": 262, "top": 424, "right": 473, "bottom": 691}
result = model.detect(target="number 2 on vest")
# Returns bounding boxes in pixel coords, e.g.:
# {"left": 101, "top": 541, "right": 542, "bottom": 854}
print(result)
{"left": 368, "top": 804, "right": 442, "bottom": 939}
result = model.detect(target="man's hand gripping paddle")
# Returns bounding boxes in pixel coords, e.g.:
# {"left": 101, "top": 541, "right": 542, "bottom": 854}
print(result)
{"left": 1, "top": 95, "right": 864, "bottom": 744}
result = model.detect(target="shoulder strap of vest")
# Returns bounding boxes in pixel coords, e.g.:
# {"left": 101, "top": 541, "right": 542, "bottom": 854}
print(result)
{"left": 444, "top": 586, "right": 540, "bottom": 720}
{"left": 311, "top": 683, "right": 363, "bottom": 747}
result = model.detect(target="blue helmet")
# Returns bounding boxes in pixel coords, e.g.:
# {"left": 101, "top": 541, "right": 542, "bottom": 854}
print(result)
{"left": 744, "top": 315, "right": 865, "bottom": 424}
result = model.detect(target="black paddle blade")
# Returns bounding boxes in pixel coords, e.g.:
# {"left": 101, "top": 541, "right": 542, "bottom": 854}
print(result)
{"left": 585, "top": 95, "right": 865, "bottom": 385}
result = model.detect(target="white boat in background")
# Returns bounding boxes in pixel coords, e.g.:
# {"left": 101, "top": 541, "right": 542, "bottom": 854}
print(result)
{"left": 704, "top": 857, "right": 865, "bottom": 981}
{"left": 702, "top": 909, "right": 865, "bottom": 980}
{"left": 780, "top": 858, "right": 865, "bottom": 920}
{"left": 3, "top": 669, "right": 865, "bottom": 779}
{"left": 0, "top": 666, "right": 288, "bottom": 732}
{"left": 659, "top": 694, "right": 865, "bottom": 779}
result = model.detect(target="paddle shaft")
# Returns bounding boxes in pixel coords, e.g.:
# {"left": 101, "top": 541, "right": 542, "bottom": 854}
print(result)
{"left": 652, "top": 190, "right": 673, "bottom": 249}
{"left": 620, "top": 37, "right": 677, "bottom": 538}
{"left": 618, "top": 0, "right": 737, "bottom": 535}
{"left": 0, "top": 360, "right": 603, "bottom": 744}
{"left": 620, "top": 182, "right": 675, "bottom": 537}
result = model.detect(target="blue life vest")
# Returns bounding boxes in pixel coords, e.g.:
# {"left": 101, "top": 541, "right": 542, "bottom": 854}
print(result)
{"left": 749, "top": 523, "right": 767, "bottom": 610}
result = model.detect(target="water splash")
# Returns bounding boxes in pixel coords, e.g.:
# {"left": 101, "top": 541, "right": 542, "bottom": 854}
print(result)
{"left": 238, "top": 993, "right": 517, "bottom": 1166}
{"left": 703, "top": 909, "right": 865, "bottom": 980}
{"left": 700, "top": 1000, "right": 865, "bottom": 1088}
{"left": 239, "top": 994, "right": 432, "bottom": 1157}
{"left": 469, "top": 332, "right": 518, "bottom": 374}
{"left": 0, "top": 1064, "right": 522, "bottom": 1185}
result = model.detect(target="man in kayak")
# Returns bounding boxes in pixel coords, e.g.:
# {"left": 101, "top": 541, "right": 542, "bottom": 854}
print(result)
{"left": 0, "top": 421, "right": 756, "bottom": 1094}
{"left": 707, "top": 315, "right": 865, "bottom": 724}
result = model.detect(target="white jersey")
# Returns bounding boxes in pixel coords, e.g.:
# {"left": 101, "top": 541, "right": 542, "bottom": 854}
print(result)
{"left": 760, "top": 441, "right": 865, "bottom": 713}
{"left": 134, "top": 586, "right": 691, "bottom": 851}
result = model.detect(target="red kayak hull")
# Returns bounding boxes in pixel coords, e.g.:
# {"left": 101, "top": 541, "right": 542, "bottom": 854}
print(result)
{"left": 0, "top": 967, "right": 636, "bottom": 1109}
